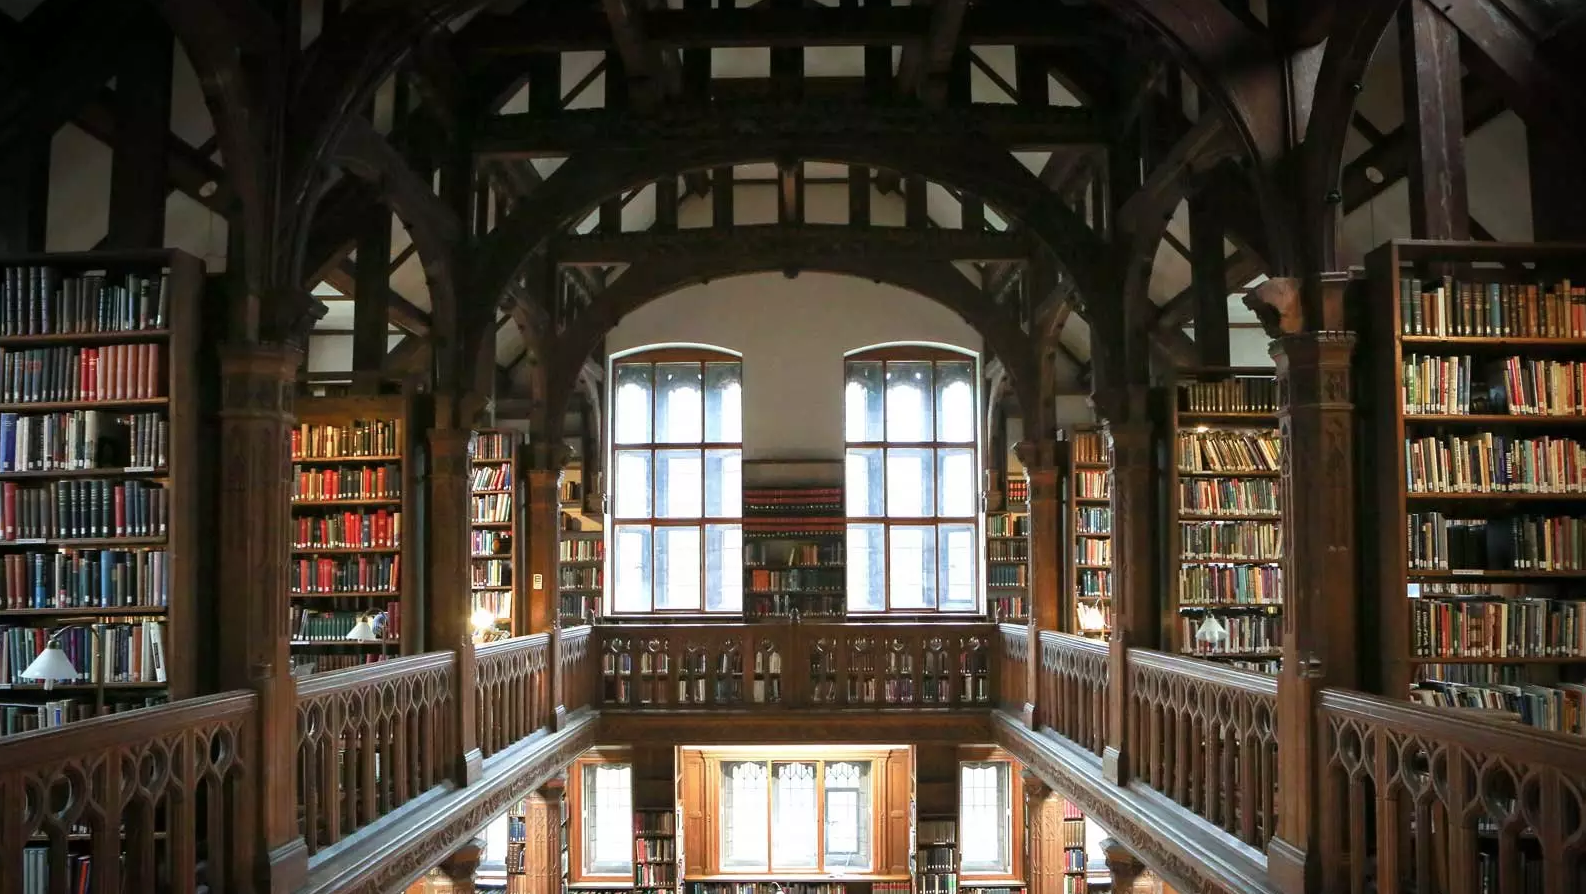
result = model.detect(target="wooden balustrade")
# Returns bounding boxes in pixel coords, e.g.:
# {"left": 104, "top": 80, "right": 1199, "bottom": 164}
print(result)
{"left": 1036, "top": 631, "right": 1109, "bottom": 756}
{"left": 1125, "top": 649, "right": 1278, "bottom": 849}
{"left": 0, "top": 693, "right": 259, "bottom": 894}
{"left": 476, "top": 634, "right": 553, "bottom": 758}
{"left": 1318, "top": 690, "right": 1586, "bottom": 894}
{"left": 595, "top": 622, "right": 997, "bottom": 709}
{"left": 559, "top": 625, "right": 594, "bottom": 715}
{"left": 999, "top": 623, "right": 1029, "bottom": 714}
{"left": 294, "top": 651, "right": 458, "bottom": 855}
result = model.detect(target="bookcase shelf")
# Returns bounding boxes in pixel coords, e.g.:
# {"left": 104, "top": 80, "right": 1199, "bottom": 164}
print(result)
{"left": 915, "top": 816, "right": 958, "bottom": 894}
{"left": 1063, "top": 430, "right": 1110, "bottom": 638}
{"left": 635, "top": 750, "right": 680, "bottom": 894}
{"left": 743, "top": 487, "right": 845, "bottom": 622}
{"left": 986, "top": 470, "right": 1029, "bottom": 623}
{"left": 559, "top": 463, "right": 604, "bottom": 626}
{"left": 288, "top": 394, "right": 414, "bottom": 673}
{"left": 0, "top": 249, "right": 203, "bottom": 736}
{"left": 1166, "top": 368, "right": 1284, "bottom": 675}
{"left": 1060, "top": 800, "right": 1087, "bottom": 894}
{"left": 1363, "top": 239, "right": 1586, "bottom": 733}
{"left": 471, "top": 429, "right": 521, "bottom": 633}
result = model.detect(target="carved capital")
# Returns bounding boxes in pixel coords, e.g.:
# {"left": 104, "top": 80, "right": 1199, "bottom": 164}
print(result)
{"left": 1102, "top": 838, "right": 1146, "bottom": 890}
{"left": 1245, "top": 270, "right": 1355, "bottom": 336}
{"left": 526, "top": 441, "right": 573, "bottom": 472}
{"left": 1013, "top": 438, "right": 1060, "bottom": 473}
{"left": 219, "top": 342, "right": 301, "bottom": 418}
{"left": 1273, "top": 331, "right": 1357, "bottom": 411}
{"left": 429, "top": 428, "right": 473, "bottom": 479}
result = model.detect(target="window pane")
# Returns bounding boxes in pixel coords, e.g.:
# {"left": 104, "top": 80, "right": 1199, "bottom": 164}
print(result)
{"left": 960, "top": 763, "right": 1010, "bottom": 873}
{"left": 656, "top": 362, "right": 704, "bottom": 443}
{"left": 824, "top": 762, "right": 873, "bottom": 872}
{"left": 614, "top": 450, "right": 652, "bottom": 519}
{"left": 889, "top": 524, "right": 937, "bottom": 609}
{"left": 612, "top": 526, "right": 652, "bottom": 613}
{"left": 613, "top": 364, "right": 652, "bottom": 445}
{"left": 706, "top": 524, "right": 743, "bottom": 613}
{"left": 721, "top": 761, "right": 769, "bottom": 871}
{"left": 885, "top": 361, "right": 933, "bottom": 442}
{"left": 937, "top": 448, "right": 976, "bottom": 518}
{"left": 845, "top": 448, "right": 883, "bottom": 517}
{"left": 583, "top": 763, "right": 634, "bottom": 875}
{"left": 705, "top": 362, "right": 743, "bottom": 443}
{"left": 771, "top": 762, "right": 818, "bottom": 870}
{"left": 936, "top": 360, "right": 975, "bottom": 443}
{"left": 846, "top": 524, "right": 885, "bottom": 612}
{"left": 655, "top": 449, "right": 703, "bottom": 518}
{"left": 938, "top": 523, "right": 978, "bottom": 612}
{"left": 654, "top": 526, "right": 702, "bottom": 610}
{"left": 705, "top": 449, "right": 742, "bottom": 518}
{"left": 886, "top": 448, "right": 935, "bottom": 517}
{"left": 845, "top": 361, "right": 884, "bottom": 442}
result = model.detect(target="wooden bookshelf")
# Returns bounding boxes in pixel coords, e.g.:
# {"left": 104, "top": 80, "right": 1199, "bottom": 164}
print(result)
{"left": 288, "top": 394, "right": 414, "bottom": 670}
{"left": 1064, "top": 429, "right": 1111, "bottom": 638}
{"left": 0, "top": 249, "right": 202, "bottom": 734}
{"left": 1166, "top": 369, "right": 1284, "bottom": 673}
{"left": 559, "top": 462, "right": 604, "bottom": 626}
{"left": 986, "top": 470, "right": 1029, "bottom": 624}
{"left": 635, "top": 748, "right": 680, "bottom": 894}
{"left": 1362, "top": 240, "right": 1586, "bottom": 733}
{"left": 743, "top": 486, "right": 845, "bottom": 622}
{"left": 471, "top": 428, "right": 521, "bottom": 633}
{"left": 506, "top": 796, "right": 530, "bottom": 893}
{"left": 914, "top": 816, "right": 958, "bottom": 894}
{"left": 1059, "top": 800, "right": 1087, "bottom": 894}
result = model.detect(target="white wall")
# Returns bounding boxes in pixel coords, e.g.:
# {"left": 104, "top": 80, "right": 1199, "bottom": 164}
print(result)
{"left": 607, "top": 272, "right": 982, "bottom": 460}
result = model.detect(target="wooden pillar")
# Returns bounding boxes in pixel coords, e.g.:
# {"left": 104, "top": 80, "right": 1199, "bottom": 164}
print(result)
{"left": 524, "top": 788, "right": 563, "bottom": 894}
{"left": 1016, "top": 438, "right": 1063, "bottom": 727}
{"left": 216, "top": 343, "right": 308, "bottom": 893}
{"left": 353, "top": 205, "right": 392, "bottom": 386}
{"left": 1398, "top": 0, "right": 1469, "bottom": 240}
{"left": 1099, "top": 386, "right": 1155, "bottom": 784}
{"left": 1187, "top": 196, "right": 1229, "bottom": 369}
{"left": 1021, "top": 774, "right": 1065, "bottom": 894}
{"left": 524, "top": 442, "right": 564, "bottom": 637}
{"left": 1103, "top": 839, "right": 1146, "bottom": 893}
{"left": 428, "top": 424, "right": 483, "bottom": 784}
{"left": 0, "top": 137, "right": 48, "bottom": 255}
{"left": 106, "top": 12, "right": 173, "bottom": 249}
{"left": 1251, "top": 274, "right": 1359, "bottom": 894}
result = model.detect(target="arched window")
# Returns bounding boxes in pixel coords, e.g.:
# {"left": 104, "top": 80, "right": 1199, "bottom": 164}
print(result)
{"left": 609, "top": 347, "right": 743, "bottom": 614}
{"left": 844, "top": 347, "right": 979, "bottom": 613}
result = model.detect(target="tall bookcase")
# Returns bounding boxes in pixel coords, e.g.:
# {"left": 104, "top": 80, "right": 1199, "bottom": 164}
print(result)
{"left": 1059, "top": 800, "right": 1087, "bottom": 894}
{"left": 558, "top": 462, "right": 603, "bottom": 626}
{"left": 986, "top": 468, "right": 1030, "bottom": 623}
{"left": 471, "top": 429, "right": 520, "bottom": 632}
{"left": 743, "top": 486, "right": 845, "bottom": 621}
{"left": 1362, "top": 240, "right": 1586, "bottom": 732}
{"left": 0, "top": 250, "right": 201, "bottom": 734}
{"left": 289, "top": 394, "right": 414, "bottom": 670}
{"left": 1167, "top": 369, "right": 1284, "bottom": 673}
{"left": 634, "top": 748, "right": 680, "bottom": 894}
{"left": 1065, "top": 429, "right": 1111, "bottom": 637}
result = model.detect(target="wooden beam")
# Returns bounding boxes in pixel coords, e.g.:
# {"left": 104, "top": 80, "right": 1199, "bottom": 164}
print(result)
{"left": 1399, "top": 0, "right": 1470, "bottom": 240}
{"left": 353, "top": 207, "right": 393, "bottom": 378}
{"left": 1187, "top": 196, "right": 1229, "bottom": 369}
{"left": 601, "top": 0, "right": 679, "bottom": 102}
{"left": 1152, "top": 250, "right": 1263, "bottom": 332}
{"left": 777, "top": 160, "right": 804, "bottom": 224}
{"left": 328, "top": 260, "right": 433, "bottom": 337}
{"left": 1339, "top": 75, "right": 1504, "bottom": 213}
{"left": 551, "top": 224, "right": 1036, "bottom": 266}
{"left": 0, "top": 0, "right": 138, "bottom": 150}
{"left": 0, "top": 137, "right": 47, "bottom": 254}
{"left": 897, "top": 0, "right": 969, "bottom": 102}
{"left": 105, "top": 11, "right": 174, "bottom": 250}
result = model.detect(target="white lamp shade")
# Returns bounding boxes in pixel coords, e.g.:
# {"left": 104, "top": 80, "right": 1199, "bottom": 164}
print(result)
{"left": 22, "top": 639, "right": 79, "bottom": 687}
{"left": 1194, "top": 615, "right": 1230, "bottom": 644}
{"left": 346, "top": 617, "right": 379, "bottom": 641}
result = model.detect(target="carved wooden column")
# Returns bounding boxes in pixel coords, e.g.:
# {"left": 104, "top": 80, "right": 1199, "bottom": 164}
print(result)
{"left": 524, "top": 788, "right": 563, "bottom": 894}
{"left": 407, "top": 839, "right": 486, "bottom": 894}
{"left": 1103, "top": 839, "right": 1146, "bottom": 893}
{"left": 1248, "top": 275, "right": 1358, "bottom": 894}
{"left": 1021, "top": 772, "right": 1065, "bottom": 894}
{"left": 1098, "top": 386, "right": 1156, "bottom": 784}
{"left": 428, "top": 425, "right": 482, "bottom": 784}
{"left": 1016, "top": 439, "right": 1062, "bottom": 726}
{"left": 216, "top": 343, "right": 308, "bottom": 892}
{"left": 524, "top": 442, "right": 564, "bottom": 636}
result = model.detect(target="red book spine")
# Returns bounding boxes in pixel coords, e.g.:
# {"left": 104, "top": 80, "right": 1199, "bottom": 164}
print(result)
{"left": 113, "top": 483, "right": 125, "bottom": 538}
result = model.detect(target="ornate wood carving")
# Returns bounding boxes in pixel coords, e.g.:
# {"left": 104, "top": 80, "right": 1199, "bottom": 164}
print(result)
{"left": 599, "top": 711, "right": 992, "bottom": 746}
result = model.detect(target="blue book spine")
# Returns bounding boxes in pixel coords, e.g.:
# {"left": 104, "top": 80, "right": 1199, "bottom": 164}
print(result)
{"left": 0, "top": 412, "right": 15, "bottom": 472}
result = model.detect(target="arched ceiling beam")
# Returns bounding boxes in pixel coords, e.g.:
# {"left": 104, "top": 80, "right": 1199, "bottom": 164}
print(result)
{"left": 552, "top": 224, "right": 1037, "bottom": 267}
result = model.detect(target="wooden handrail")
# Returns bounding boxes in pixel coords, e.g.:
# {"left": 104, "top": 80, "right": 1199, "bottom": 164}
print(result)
{"left": 476, "top": 635, "right": 554, "bottom": 757}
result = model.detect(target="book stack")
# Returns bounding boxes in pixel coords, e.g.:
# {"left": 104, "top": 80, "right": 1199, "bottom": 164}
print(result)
{"left": 1067, "top": 430, "right": 1111, "bottom": 637}
{"left": 987, "top": 470, "right": 1030, "bottom": 622}
{"left": 559, "top": 463, "right": 603, "bottom": 626}
{"left": 471, "top": 429, "right": 520, "bottom": 629}
{"left": 742, "top": 487, "right": 846, "bottom": 621}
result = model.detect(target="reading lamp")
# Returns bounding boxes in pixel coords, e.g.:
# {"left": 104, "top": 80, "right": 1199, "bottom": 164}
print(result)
{"left": 21, "top": 624, "right": 110, "bottom": 711}
{"left": 1194, "top": 614, "right": 1230, "bottom": 645}
{"left": 346, "top": 613, "right": 383, "bottom": 642}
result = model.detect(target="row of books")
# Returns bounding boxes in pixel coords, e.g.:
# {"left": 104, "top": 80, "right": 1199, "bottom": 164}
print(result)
{"left": 472, "top": 590, "right": 511, "bottom": 619}
{"left": 291, "top": 510, "right": 400, "bottom": 549}
{"left": 1402, "top": 354, "right": 1586, "bottom": 416}
{"left": 1405, "top": 432, "right": 1586, "bottom": 493}
{"left": 291, "top": 420, "right": 401, "bottom": 460}
{"left": 1005, "top": 476, "right": 1029, "bottom": 503}
{"left": 1179, "top": 377, "right": 1278, "bottom": 414}
{"left": 987, "top": 565, "right": 1027, "bottom": 587}
{"left": 1076, "top": 568, "right": 1111, "bottom": 599}
{"left": 559, "top": 567, "right": 602, "bottom": 590}
{"left": 745, "top": 592, "right": 843, "bottom": 619}
{"left": 0, "top": 479, "right": 168, "bottom": 541}
{"left": 635, "top": 838, "right": 674, "bottom": 861}
{"left": 0, "top": 267, "right": 169, "bottom": 335}
{"left": 686, "top": 884, "right": 877, "bottom": 894}
{"left": 289, "top": 555, "right": 400, "bottom": 593}
{"left": 0, "top": 620, "right": 167, "bottom": 684}
{"left": 743, "top": 487, "right": 843, "bottom": 516}
{"left": 474, "top": 559, "right": 511, "bottom": 587}
{"left": 1175, "top": 431, "right": 1281, "bottom": 472}
{"left": 987, "top": 514, "right": 1029, "bottom": 537}
{"left": 987, "top": 540, "right": 1027, "bottom": 561}
{"left": 0, "top": 344, "right": 165, "bottom": 405}
{"left": 1074, "top": 506, "right": 1110, "bottom": 533}
{"left": 917, "top": 846, "right": 957, "bottom": 873}
{"left": 559, "top": 592, "right": 598, "bottom": 624}
{"left": 1070, "top": 433, "right": 1107, "bottom": 464}
{"left": 1075, "top": 539, "right": 1110, "bottom": 565}
{"left": 292, "top": 653, "right": 390, "bottom": 675}
{"left": 1178, "top": 566, "right": 1283, "bottom": 605}
{"left": 15, "top": 848, "right": 95, "bottom": 894}
{"left": 1075, "top": 471, "right": 1109, "bottom": 500}
{"left": 473, "top": 493, "right": 511, "bottom": 523}
{"left": 746, "top": 567, "right": 842, "bottom": 592}
{"left": 474, "top": 530, "right": 510, "bottom": 556}
{"left": 291, "top": 464, "right": 401, "bottom": 501}
{"left": 2, "top": 695, "right": 163, "bottom": 735}
{"left": 559, "top": 537, "right": 600, "bottom": 562}
{"left": 1179, "top": 520, "right": 1283, "bottom": 560}
{"left": 989, "top": 592, "right": 1026, "bottom": 621}
{"left": 1179, "top": 613, "right": 1278, "bottom": 656}
{"left": 0, "top": 410, "right": 165, "bottom": 472}
{"left": 1409, "top": 679, "right": 1584, "bottom": 736}
{"left": 1180, "top": 479, "right": 1281, "bottom": 516}
{"left": 1397, "top": 275, "right": 1585, "bottom": 339}
{"left": 1407, "top": 512, "right": 1586, "bottom": 570}
{"left": 1409, "top": 597, "right": 1585, "bottom": 658}
{"left": 916, "top": 819, "right": 957, "bottom": 844}
{"left": 471, "top": 464, "right": 511, "bottom": 490}
{"left": 744, "top": 541, "right": 841, "bottom": 566}
{"left": 291, "top": 606, "right": 400, "bottom": 643}
{"left": 635, "top": 811, "right": 675, "bottom": 834}
{"left": 0, "top": 548, "right": 169, "bottom": 610}
{"left": 471, "top": 432, "right": 518, "bottom": 462}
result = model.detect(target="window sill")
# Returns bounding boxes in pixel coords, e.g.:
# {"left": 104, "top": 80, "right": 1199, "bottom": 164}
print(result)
{"left": 686, "top": 875, "right": 909, "bottom": 883}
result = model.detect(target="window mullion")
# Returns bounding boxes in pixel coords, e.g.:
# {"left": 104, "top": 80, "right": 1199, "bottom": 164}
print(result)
{"left": 815, "top": 760, "right": 827, "bottom": 873}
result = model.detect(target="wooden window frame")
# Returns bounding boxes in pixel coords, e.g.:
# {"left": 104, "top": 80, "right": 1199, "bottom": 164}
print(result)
{"left": 844, "top": 348, "right": 982, "bottom": 615}
{"left": 956, "top": 746, "right": 1025, "bottom": 883}
{"left": 610, "top": 349, "right": 744, "bottom": 615}
{"left": 568, "top": 751, "right": 636, "bottom": 885}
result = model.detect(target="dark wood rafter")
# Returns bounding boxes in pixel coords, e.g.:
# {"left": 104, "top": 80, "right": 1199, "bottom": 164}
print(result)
{"left": 1150, "top": 249, "right": 1263, "bottom": 334}
{"left": 896, "top": 0, "right": 968, "bottom": 103}
{"left": 105, "top": 10, "right": 175, "bottom": 250}
{"left": 1339, "top": 75, "right": 1504, "bottom": 215}
{"left": 1398, "top": 0, "right": 1470, "bottom": 241}
{"left": 601, "top": 0, "right": 681, "bottom": 106}
{"left": 1186, "top": 195, "right": 1229, "bottom": 368}
{"left": 551, "top": 225, "right": 1037, "bottom": 266}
